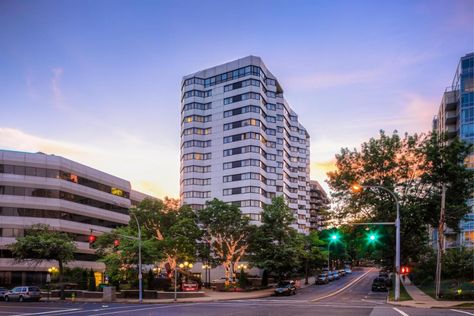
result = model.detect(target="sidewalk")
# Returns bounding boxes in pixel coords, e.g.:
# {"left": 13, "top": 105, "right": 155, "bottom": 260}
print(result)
{"left": 46, "top": 275, "right": 316, "bottom": 304}
{"left": 388, "top": 277, "right": 471, "bottom": 309}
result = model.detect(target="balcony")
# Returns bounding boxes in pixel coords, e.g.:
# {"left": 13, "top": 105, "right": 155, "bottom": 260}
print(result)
{"left": 445, "top": 111, "right": 458, "bottom": 125}
{"left": 444, "top": 90, "right": 459, "bottom": 111}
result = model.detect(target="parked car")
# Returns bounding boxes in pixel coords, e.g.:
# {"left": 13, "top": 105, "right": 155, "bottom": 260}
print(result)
{"left": 274, "top": 281, "right": 296, "bottom": 296}
{"left": 344, "top": 267, "right": 352, "bottom": 274}
{"left": 181, "top": 281, "right": 199, "bottom": 292}
{"left": 0, "top": 287, "right": 7, "bottom": 300}
{"left": 371, "top": 278, "right": 388, "bottom": 292}
{"left": 332, "top": 271, "right": 340, "bottom": 280}
{"left": 327, "top": 272, "right": 334, "bottom": 282}
{"left": 316, "top": 273, "right": 329, "bottom": 285}
{"left": 338, "top": 269, "right": 346, "bottom": 277}
{"left": 4, "top": 286, "right": 41, "bottom": 302}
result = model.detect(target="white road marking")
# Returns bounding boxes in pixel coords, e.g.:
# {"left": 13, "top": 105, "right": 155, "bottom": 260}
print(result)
{"left": 13, "top": 308, "right": 81, "bottom": 316}
{"left": 311, "top": 269, "right": 374, "bottom": 302}
{"left": 451, "top": 310, "right": 474, "bottom": 316}
{"left": 392, "top": 307, "right": 409, "bottom": 316}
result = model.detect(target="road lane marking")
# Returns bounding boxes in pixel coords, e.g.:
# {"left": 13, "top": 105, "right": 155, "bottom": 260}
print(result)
{"left": 393, "top": 307, "right": 409, "bottom": 316}
{"left": 451, "top": 310, "right": 474, "bottom": 316}
{"left": 310, "top": 269, "right": 374, "bottom": 302}
{"left": 13, "top": 309, "right": 81, "bottom": 316}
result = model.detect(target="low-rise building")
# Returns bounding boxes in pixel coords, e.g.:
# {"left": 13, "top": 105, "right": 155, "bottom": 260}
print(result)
{"left": 0, "top": 150, "right": 154, "bottom": 286}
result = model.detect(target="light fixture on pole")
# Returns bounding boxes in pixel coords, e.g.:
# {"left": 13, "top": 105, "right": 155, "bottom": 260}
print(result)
{"left": 351, "top": 183, "right": 401, "bottom": 301}
{"left": 202, "top": 264, "right": 211, "bottom": 288}
{"left": 174, "top": 261, "right": 193, "bottom": 302}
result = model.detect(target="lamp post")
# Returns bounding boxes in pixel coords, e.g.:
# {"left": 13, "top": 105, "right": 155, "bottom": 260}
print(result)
{"left": 352, "top": 183, "right": 401, "bottom": 301}
{"left": 46, "top": 266, "right": 57, "bottom": 302}
{"left": 174, "top": 262, "right": 193, "bottom": 302}
{"left": 130, "top": 213, "right": 143, "bottom": 304}
{"left": 327, "top": 234, "right": 338, "bottom": 270}
{"left": 202, "top": 264, "right": 211, "bottom": 288}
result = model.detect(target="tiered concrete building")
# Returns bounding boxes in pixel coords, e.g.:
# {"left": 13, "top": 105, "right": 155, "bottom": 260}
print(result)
{"left": 180, "top": 56, "right": 311, "bottom": 233}
{"left": 432, "top": 52, "right": 474, "bottom": 248}
{"left": 0, "top": 150, "right": 152, "bottom": 286}
{"left": 309, "top": 180, "right": 330, "bottom": 231}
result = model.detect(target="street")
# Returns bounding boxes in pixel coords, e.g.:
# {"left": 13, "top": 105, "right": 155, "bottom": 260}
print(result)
{"left": 0, "top": 269, "right": 471, "bottom": 316}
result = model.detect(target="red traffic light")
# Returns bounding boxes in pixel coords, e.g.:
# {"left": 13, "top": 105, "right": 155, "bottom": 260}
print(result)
{"left": 113, "top": 239, "right": 120, "bottom": 247}
{"left": 401, "top": 266, "right": 410, "bottom": 274}
{"left": 88, "top": 235, "right": 96, "bottom": 244}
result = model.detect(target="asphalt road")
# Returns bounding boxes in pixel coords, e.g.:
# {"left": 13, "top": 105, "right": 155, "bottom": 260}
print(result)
{"left": 0, "top": 269, "right": 471, "bottom": 316}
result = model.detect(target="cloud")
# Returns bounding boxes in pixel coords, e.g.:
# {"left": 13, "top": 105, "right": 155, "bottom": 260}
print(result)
{"left": 0, "top": 127, "right": 180, "bottom": 199}
{"left": 51, "top": 68, "right": 65, "bottom": 109}
{"left": 0, "top": 127, "right": 99, "bottom": 158}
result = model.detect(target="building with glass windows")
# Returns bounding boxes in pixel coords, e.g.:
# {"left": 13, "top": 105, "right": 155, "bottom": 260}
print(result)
{"left": 309, "top": 180, "right": 330, "bottom": 231}
{"left": 0, "top": 150, "right": 153, "bottom": 286}
{"left": 432, "top": 52, "right": 474, "bottom": 248}
{"left": 180, "top": 56, "right": 311, "bottom": 233}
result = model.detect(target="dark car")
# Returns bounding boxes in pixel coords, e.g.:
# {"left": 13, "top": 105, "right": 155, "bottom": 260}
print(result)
{"left": 327, "top": 272, "right": 335, "bottom": 282}
{"left": 371, "top": 278, "right": 388, "bottom": 292}
{"left": 332, "top": 271, "right": 340, "bottom": 280}
{"left": 274, "top": 281, "right": 296, "bottom": 296}
{"left": 4, "top": 286, "right": 41, "bottom": 302}
{"left": 0, "top": 287, "right": 7, "bottom": 300}
{"left": 316, "top": 273, "right": 329, "bottom": 285}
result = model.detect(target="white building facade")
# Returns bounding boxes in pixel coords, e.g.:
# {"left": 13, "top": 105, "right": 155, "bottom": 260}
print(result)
{"left": 0, "top": 150, "right": 152, "bottom": 286}
{"left": 180, "top": 56, "right": 311, "bottom": 233}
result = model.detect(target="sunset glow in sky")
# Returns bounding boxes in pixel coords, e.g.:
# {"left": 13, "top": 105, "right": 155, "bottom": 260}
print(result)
{"left": 1, "top": 0, "right": 473, "bottom": 198}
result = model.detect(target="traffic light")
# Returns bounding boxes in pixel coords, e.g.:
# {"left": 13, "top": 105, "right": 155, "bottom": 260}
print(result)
{"left": 401, "top": 266, "right": 410, "bottom": 274}
{"left": 88, "top": 234, "right": 96, "bottom": 248}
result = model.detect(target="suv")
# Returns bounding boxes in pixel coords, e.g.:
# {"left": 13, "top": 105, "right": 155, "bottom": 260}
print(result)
{"left": 4, "top": 286, "right": 41, "bottom": 302}
{"left": 0, "top": 287, "right": 7, "bottom": 300}
{"left": 371, "top": 278, "right": 388, "bottom": 292}
{"left": 316, "top": 273, "right": 329, "bottom": 285}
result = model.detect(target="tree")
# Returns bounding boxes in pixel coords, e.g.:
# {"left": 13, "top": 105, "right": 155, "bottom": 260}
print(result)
{"left": 96, "top": 199, "right": 201, "bottom": 288}
{"left": 250, "top": 196, "right": 304, "bottom": 281}
{"left": 198, "top": 199, "right": 254, "bottom": 281}
{"left": 327, "top": 130, "right": 473, "bottom": 265}
{"left": 8, "top": 224, "right": 76, "bottom": 299}
{"left": 302, "top": 231, "right": 327, "bottom": 284}
{"left": 88, "top": 268, "right": 97, "bottom": 291}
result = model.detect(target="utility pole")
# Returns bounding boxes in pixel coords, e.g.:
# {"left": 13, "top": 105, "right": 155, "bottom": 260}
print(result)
{"left": 435, "top": 184, "right": 446, "bottom": 299}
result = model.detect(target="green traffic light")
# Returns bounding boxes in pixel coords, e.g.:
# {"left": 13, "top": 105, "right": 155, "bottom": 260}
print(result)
{"left": 370, "top": 234, "right": 375, "bottom": 241}
{"left": 331, "top": 234, "right": 337, "bottom": 240}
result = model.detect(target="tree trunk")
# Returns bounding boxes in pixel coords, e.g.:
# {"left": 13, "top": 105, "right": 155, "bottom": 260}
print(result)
{"left": 58, "top": 260, "right": 65, "bottom": 300}
{"left": 435, "top": 184, "right": 446, "bottom": 299}
{"left": 305, "top": 258, "right": 309, "bottom": 285}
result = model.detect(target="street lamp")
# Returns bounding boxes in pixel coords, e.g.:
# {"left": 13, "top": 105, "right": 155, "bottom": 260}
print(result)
{"left": 46, "top": 266, "right": 57, "bottom": 302}
{"left": 327, "top": 233, "right": 338, "bottom": 270}
{"left": 174, "top": 262, "right": 193, "bottom": 302}
{"left": 202, "top": 264, "right": 211, "bottom": 288}
{"left": 351, "top": 183, "right": 401, "bottom": 301}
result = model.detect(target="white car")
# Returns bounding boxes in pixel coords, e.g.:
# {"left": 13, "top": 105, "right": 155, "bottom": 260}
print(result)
{"left": 344, "top": 267, "right": 352, "bottom": 274}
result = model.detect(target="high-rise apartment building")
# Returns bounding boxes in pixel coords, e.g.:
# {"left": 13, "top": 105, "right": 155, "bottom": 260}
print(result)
{"left": 0, "top": 150, "right": 154, "bottom": 286}
{"left": 180, "top": 56, "right": 311, "bottom": 233}
{"left": 432, "top": 52, "right": 474, "bottom": 248}
{"left": 309, "top": 180, "right": 330, "bottom": 231}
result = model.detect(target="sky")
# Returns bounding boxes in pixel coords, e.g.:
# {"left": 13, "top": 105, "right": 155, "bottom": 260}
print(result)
{"left": 0, "top": 0, "right": 473, "bottom": 198}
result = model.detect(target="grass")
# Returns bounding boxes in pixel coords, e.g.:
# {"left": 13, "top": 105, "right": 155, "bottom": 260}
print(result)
{"left": 453, "top": 302, "right": 474, "bottom": 308}
{"left": 417, "top": 279, "right": 474, "bottom": 300}
{"left": 388, "top": 280, "right": 412, "bottom": 301}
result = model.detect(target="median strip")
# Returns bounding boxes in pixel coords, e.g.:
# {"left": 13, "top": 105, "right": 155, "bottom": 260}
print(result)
{"left": 310, "top": 269, "right": 374, "bottom": 302}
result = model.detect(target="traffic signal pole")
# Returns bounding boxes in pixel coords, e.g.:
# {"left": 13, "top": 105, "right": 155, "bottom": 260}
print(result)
{"left": 351, "top": 184, "right": 401, "bottom": 301}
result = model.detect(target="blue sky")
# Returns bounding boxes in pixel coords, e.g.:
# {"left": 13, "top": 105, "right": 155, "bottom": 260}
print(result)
{"left": 0, "top": 0, "right": 473, "bottom": 197}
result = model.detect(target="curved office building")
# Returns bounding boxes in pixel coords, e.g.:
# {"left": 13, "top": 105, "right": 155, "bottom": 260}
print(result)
{"left": 180, "top": 56, "right": 311, "bottom": 233}
{"left": 0, "top": 150, "right": 148, "bottom": 286}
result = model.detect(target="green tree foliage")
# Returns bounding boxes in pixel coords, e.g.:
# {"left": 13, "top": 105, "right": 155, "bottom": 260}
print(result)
{"left": 327, "top": 131, "right": 473, "bottom": 264}
{"left": 198, "top": 199, "right": 254, "bottom": 281}
{"left": 302, "top": 231, "right": 327, "bottom": 283}
{"left": 249, "top": 196, "right": 304, "bottom": 281}
{"left": 8, "top": 224, "right": 76, "bottom": 296}
{"left": 96, "top": 198, "right": 201, "bottom": 286}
